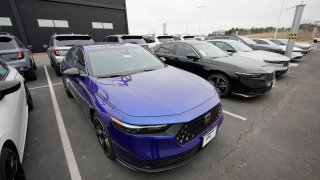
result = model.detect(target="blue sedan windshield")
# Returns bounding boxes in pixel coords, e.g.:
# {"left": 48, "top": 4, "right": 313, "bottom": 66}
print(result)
{"left": 88, "top": 47, "right": 165, "bottom": 77}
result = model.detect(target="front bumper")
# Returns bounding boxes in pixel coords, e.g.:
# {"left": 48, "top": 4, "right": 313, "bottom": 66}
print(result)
{"left": 109, "top": 115, "right": 224, "bottom": 172}
{"left": 231, "top": 73, "right": 275, "bottom": 97}
{"left": 291, "top": 52, "right": 303, "bottom": 59}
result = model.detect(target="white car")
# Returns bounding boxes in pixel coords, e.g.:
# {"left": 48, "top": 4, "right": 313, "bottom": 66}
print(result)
{"left": 208, "top": 39, "right": 291, "bottom": 75}
{"left": 143, "top": 35, "right": 174, "bottom": 49}
{"left": 0, "top": 60, "right": 33, "bottom": 179}
{"left": 253, "top": 38, "right": 303, "bottom": 60}
{"left": 270, "top": 39, "right": 313, "bottom": 54}
{"left": 173, "top": 35, "right": 196, "bottom": 41}
{"left": 314, "top": 37, "right": 320, "bottom": 43}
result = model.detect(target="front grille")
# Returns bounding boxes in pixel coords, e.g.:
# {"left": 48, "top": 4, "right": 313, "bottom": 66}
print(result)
{"left": 176, "top": 104, "right": 222, "bottom": 144}
{"left": 261, "top": 73, "right": 275, "bottom": 83}
{"left": 145, "top": 144, "right": 202, "bottom": 169}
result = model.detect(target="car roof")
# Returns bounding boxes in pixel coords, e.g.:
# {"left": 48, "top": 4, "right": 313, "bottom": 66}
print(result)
{"left": 207, "top": 39, "right": 238, "bottom": 43}
{"left": 52, "top": 33, "right": 91, "bottom": 37}
{"left": 78, "top": 42, "right": 141, "bottom": 50}
{"left": 105, "top": 34, "right": 143, "bottom": 38}
{"left": 0, "top": 32, "right": 15, "bottom": 38}
{"left": 168, "top": 40, "right": 208, "bottom": 45}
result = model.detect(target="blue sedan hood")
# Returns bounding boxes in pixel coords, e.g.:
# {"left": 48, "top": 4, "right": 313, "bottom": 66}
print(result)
{"left": 96, "top": 66, "right": 217, "bottom": 117}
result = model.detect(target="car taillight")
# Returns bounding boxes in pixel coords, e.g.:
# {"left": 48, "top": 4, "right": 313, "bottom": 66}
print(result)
{"left": 17, "top": 51, "right": 24, "bottom": 59}
{"left": 53, "top": 49, "right": 60, "bottom": 56}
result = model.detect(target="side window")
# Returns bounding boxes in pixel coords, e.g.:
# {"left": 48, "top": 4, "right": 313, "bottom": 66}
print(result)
{"left": 73, "top": 48, "right": 85, "bottom": 72}
{"left": 157, "top": 43, "right": 175, "bottom": 54}
{"left": 253, "top": 39, "right": 268, "bottom": 45}
{"left": 14, "top": 38, "right": 26, "bottom": 49}
{"left": 215, "top": 42, "right": 235, "bottom": 52}
{"left": 0, "top": 63, "right": 8, "bottom": 80}
{"left": 176, "top": 44, "right": 196, "bottom": 57}
{"left": 65, "top": 47, "right": 76, "bottom": 65}
{"left": 144, "top": 36, "right": 155, "bottom": 43}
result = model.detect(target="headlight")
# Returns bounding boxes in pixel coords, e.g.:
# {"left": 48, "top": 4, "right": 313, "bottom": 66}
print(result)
{"left": 235, "top": 72, "right": 262, "bottom": 78}
{"left": 111, "top": 117, "right": 169, "bottom": 134}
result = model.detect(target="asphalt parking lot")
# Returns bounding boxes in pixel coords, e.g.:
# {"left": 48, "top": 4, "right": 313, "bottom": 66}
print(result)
{"left": 22, "top": 46, "right": 320, "bottom": 180}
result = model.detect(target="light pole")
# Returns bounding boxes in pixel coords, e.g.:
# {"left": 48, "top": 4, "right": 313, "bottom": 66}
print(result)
{"left": 198, "top": 5, "right": 205, "bottom": 36}
{"left": 274, "top": 0, "right": 285, "bottom": 39}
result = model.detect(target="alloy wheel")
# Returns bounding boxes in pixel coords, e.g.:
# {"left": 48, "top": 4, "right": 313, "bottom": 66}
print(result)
{"left": 94, "top": 117, "right": 111, "bottom": 156}
{"left": 208, "top": 75, "right": 228, "bottom": 96}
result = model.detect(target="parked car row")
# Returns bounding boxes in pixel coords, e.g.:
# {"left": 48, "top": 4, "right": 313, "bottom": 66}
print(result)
{"left": 0, "top": 30, "right": 315, "bottom": 174}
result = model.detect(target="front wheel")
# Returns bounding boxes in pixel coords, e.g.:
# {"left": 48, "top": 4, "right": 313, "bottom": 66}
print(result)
{"left": 93, "top": 113, "right": 116, "bottom": 160}
{"left": 62, "top": 75, "right": 73, "bottom": 98}
{"left": 0, "top": 148, "right": 26, "bottom": 180}
{"left": 314, "top": 39, "right": 318, "bottom": 43}
{"left": 207, "top": 73, "right": 231, "bottom": 98}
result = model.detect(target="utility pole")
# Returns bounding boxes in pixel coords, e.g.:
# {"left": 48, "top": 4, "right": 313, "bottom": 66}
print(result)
{"left": 274, "top": 0, "right": 285, "bottom": 39}
{"left": 285, "top": 4, "right": 305, "bottom": 58}
{"left": 198, "top": 6, "right": 205, "bottom": 36}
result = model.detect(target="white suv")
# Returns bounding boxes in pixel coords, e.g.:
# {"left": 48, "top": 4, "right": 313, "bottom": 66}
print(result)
{"left": 314, "top": 37, "right": 320, "bottom": 43}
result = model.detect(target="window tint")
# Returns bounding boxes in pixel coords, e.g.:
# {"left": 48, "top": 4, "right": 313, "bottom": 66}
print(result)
{"left": 73, "top": 48, "right": 85, "bottom": 72}
{"left": 121, "top": 36, "right": 146, "bottom": 44}
{"left": 65, "top": 47, "right": 76, "bottom": 64}
{"left": 229, "top": 41, "right": 253, "bottom": 52}
{"left": 193, "top": 42, "right": 228, "bottom": 58}
{"left": 176, "top": 44, "right": 195, "bottom": 57}
{"left": 0, "top": 37, "right": 15, "bottom": 50}
{"left": 104, "top": 37, "right": 117, "bottom": 42}
{"left": 55, "top": 36, "right": 94, "bottom": 47}
{"left": 157, "top": 43, "right": 175, "bottom": 54}
{"left": 214, "top": 42, "right": 235, "bottom": 52}
{"left": 0, "top": 63, "right": 8, "bottom": 80}
{"left": 14, "top": 38, "right": 25, "bottom": 49}
{"left": 238, "top": 36, "right": 257, "bottom": 45}
{"left": 253, "top": 39, "right": 268, "bottom": 45}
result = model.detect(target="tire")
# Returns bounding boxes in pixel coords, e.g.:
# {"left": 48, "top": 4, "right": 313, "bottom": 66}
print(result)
{"left": 54, "top": 65, "right": 61, "bottom": 76}
{"left": 25, "top": 85, "right": 33, "bottom": 111}
{"left": 93, "top": 113, "right": 116, "bottom": 160}
{"left": 31, "top": 57, "right": 37, "bottom": 70}
{"left": 0, "top": 148, "right": 26, "bottom": 180}
{"left": 314, "top": 39, "right": 318, "bottom": 43}
{"left": 26, "top": 68, "right": 37, "bottom": 81}
{"left": 62, "top": 75, "right": 73, "bottom": 98}
{"left": 207, "top": 73, "right": 231, "bottom": 98}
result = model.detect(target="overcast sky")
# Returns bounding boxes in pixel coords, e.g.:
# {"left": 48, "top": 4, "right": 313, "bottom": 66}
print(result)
{"left": 126, "top": 0, "right": 320, "bottom": 35}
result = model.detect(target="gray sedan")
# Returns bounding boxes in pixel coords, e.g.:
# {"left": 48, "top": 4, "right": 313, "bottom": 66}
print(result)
{"left": 208, "top": 39, "right": 290, "bottom": 75}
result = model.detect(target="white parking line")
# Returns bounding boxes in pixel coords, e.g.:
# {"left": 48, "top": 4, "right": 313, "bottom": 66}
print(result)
{"left": 44, "top": 66, "right": 82, "bottom": 180}
{"left": 223, "top": 110, "right": 247, "bottom": 121}
{"left": 29, "top": 83, "right": 63, "bottom": 90}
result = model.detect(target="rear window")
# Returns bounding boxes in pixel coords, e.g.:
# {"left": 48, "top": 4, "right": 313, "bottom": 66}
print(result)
{"left": 158, "top": 36, "right": 174, "bottom": 43}
{"left": 55, "top": 36, "right": 94, "bottom": 47}
{"left": 183, "top": 36, "right": 196, "bottom": 40}
{"left": 0, "top": 37, "right": 15, "bottom": 50}
{"left": 121, "top": 36, "right": 146, "bottom": 44}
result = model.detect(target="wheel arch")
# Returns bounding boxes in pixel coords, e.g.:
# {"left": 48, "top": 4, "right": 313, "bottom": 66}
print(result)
{"left": 1, "top": 140, "right": 20, "bottom": 162}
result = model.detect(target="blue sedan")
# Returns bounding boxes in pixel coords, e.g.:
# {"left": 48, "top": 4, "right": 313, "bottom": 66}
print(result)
{"left": 60, "top": 43, "right": 223, "bottom": 172}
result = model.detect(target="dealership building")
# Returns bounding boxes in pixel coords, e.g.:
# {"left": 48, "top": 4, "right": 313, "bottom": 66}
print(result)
{"left": 0, "top": 0, "right": 129, "bottom": 52}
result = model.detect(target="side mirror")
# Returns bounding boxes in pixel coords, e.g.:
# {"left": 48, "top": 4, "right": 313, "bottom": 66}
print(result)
{"left": 186, "top": 53, "right": 199, "bottom": 61}
{"left": 225, "top": 49, "right": 236, "bottom": 55}
{"left": 0, "top": 81, "right": 21, "bottom": 101}
{"left": 159, "top": 57, "right": 166, "bottom": 61}
{"left": 63, "top": 68, "right": 81, "bottom": 77}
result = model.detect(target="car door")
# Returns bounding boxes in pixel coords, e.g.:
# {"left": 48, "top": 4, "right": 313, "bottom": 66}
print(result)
{"left": 67, "top": 48, "right": 92, "bottom": 116}
{"left": 174, "top": 43, "right": 203, "bottom": 75}
{"left": 155, "top": 43, "right": 177, "bottom": 65}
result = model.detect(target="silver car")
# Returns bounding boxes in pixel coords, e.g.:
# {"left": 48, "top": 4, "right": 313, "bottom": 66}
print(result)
{"left": 0, "top": 32, "right": 37, "bottom": 80}
{"left": 47, "top": 34, "right": 94, "bottom": 75}
{"left": 208, "top": 39, "right": 290, "bottom": 75}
